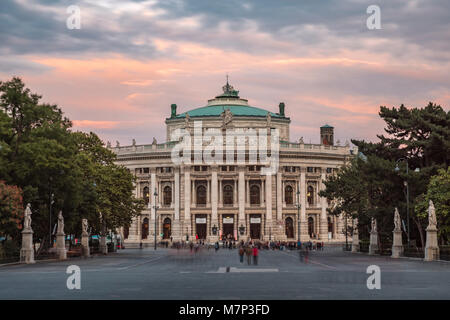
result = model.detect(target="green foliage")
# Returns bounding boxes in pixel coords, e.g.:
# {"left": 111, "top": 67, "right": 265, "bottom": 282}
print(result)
{"left": 322, "top": 102, "right": 450, "bottom": 245}
{"left": 415, "top": 168, "right": 450, "bottom": 241}
{"left": 0, "top": 77, "right": 143, "bottom": 249}
{"left": 0, "top": 181, "right": 23, "bottom": 240}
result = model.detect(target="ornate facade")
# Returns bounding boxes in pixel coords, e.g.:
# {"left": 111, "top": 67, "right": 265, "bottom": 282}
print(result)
{"left": 113, "top": 81, "right": 356, "bottom": 245}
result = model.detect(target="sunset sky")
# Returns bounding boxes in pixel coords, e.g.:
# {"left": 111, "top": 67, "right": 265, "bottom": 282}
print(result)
{"left": 1, "top": 0, "right": 449, "bottom": 145}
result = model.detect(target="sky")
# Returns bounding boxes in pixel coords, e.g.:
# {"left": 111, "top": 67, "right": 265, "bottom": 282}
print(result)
{"left": 1, "top": 0, "right": 449, "bottom": 146}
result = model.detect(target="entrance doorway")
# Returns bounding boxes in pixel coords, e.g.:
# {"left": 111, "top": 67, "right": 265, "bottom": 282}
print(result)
{"left": 250, "top": 214, "right": 261, "bottom": 239}
{"left": 222, "top": 215, "right": 234, "bottom": 240}
{"left": 163, "top": 217, "right": 171, "bottom": 239}
{"left": 195, "top": 215, "right": 207, "bottom": 240}
{"left": 285, "top": 217, "right": 294, "bottom": 238}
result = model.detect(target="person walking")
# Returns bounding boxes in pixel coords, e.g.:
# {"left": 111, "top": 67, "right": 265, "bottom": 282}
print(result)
{"left": 252, "top": 245, "right": 259, "bottom": 265}
{"left": 215, "top": 241, "right": 219, "bottom": 252}
{"left": 245, "top": 245, "right": 252, "bottom": 265}
{"left": 238, "top": 246, "right": 245, "bottom": 263}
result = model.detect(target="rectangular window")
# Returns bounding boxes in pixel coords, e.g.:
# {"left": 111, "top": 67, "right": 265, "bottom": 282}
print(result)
{"left": 143, "top": 168, "right": 149, "bottom": 174}
{"left": 194, "top": 166, "right": 200, "bottom": 171}
{"left": 326, "top": 168, "right": 332, "bottom": 173}
{"left": 202, "top": 166, "right": 208, "bottom": 171}
{"left": 307, "top": 167, "right": 313, "bottom": 173}
{"left": 229, "top": 166, "right": 235, "bottom": 171}
{"left": 221, "top": 166, "right": 227, "bottom": 172}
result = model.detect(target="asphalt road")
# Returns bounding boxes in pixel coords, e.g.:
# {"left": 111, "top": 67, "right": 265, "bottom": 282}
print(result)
{"left": 0, "top": 246, "right": 449, "bottom": 299}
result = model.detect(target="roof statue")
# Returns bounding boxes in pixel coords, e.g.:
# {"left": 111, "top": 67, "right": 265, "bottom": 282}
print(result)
{"left": 221, "top": 108, "right": 233, "bottom": 128}
{"left": 132, "top": 139, "right": 136, "bottom": 146}
{"left": 152, "top": 137, "right": 157, "bottom": 145}
{"left": 266, "top": 112, "right": 272, "bottom": 127}
{"left": 278, "top": 102, "right": 285, "bottom": 116}
{"left": 428, "top": 200, "right": 437, "bottom": 228}
{"left": 394, "top": 208, "right": 401, "bottom": 231}
{"left": 116, "top": 141, "right": 120, "bottom": 148}
{"left": 106, "top": 141, "right": 111, "bottom": 149}
{"left": 299, "top": 137, "right": 304, "bottom": 144}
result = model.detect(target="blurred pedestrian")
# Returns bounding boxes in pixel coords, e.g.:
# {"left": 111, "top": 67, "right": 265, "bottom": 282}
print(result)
{"left": 245, "top": 245, "right": 252, "bottom": 265}
{"left": 252, "top": 246, "right": 259, "bottom": 265}
{"left": 238, "top": 246, "right": 245, "bottom": 263}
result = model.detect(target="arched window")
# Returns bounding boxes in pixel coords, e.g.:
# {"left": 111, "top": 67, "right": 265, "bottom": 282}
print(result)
{"left": 142, "top": 218, "right": 149, "bottom": 240}
{"left": 196, "top": 185, "right": 206, "bottom": 206}
{"left": 285, "top": 217, "right": 294, "bottom": 238}
{"left": 163, "top": 186, "right": 172, "bottom": 206}
{"left": 307, "top": 186, "right": 314, "bottom": 205}
{"left": 308, "top": 217, "right": 314, "bottom": 237}
{"left": 223, "top": 184, "right": 233, "bottom": 206}
{"left": 250, "top": 185, "right": 260, "bottom": 205}
{"left": 285, "top": 185, "right": 293, "bottom": 205}
{"left": 328, "top": 217, "right": 333, "bottom": 233}
{"left": 143, "top": 186, "right": 150, "bottom": 204}
{"left": 163, "top": 217, "right": 171, "bottom": 239}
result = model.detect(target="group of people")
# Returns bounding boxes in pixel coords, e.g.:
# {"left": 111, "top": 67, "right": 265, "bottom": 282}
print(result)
{"left": 238, "top": 243, "right": 259, "bottom": 265}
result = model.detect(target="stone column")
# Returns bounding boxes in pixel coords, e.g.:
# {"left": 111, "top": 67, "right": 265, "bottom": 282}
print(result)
{"left": 184, "top": 166, "right": 192, "bottom": 239}
{"left": 238, "top": 167, "right": 245, "bottom": 226}
{"left": 319, "top": 170, "right": 328, "bottom": 240}
{"left": 424, "top": 200, "right": 439, "bottom": 261}
{"left": 391, "top": 208, "right": 403, "bottom": 258}
{"left": 81, "top": 218, "right": 90, "bottom": 257}
{"left": 265, "top": 173, "right": 273, "bottom": 240}
{"left": 276, "top": 171, "right": 282, "bottom": 220}
{"left": 351, "top": 218, "right": 360, "bottom": 253}
{"left": 20, "top": 204, "right": 35, "bottom": 264}
{"left": 219, "top": 179, "right": 223, "bottom": 207}
{"left": 206, "top": 179, "right": 210, "bottom": 207}
{"left": 246, "top": 179, "right": 249, "bottom": 206}
{"left": 299, "top": 168, "right": 308, "bottom": 241}
{"left": 211, "top": 166, "right": 219, "bottom": 242}
{"left": 173, "top": 167, "right": 180, "bottom": 241}
{"left": 369, "top": 218, "right": 378, "bottom": 255}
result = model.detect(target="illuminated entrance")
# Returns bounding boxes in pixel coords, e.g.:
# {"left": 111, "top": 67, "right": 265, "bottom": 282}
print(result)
{"left": 195, "top": 215, "right": 207, "bottom": 239}
{"left": 250, "top": 214, "right": 261, "bottom": 239}
{"left": 222, "top": 215, "right": 234, "bottom": 240}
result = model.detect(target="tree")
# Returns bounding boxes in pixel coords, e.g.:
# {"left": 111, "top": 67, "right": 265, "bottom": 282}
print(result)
{"left": 0, "top": 181, "right": 23, "bottom": 241}
{"left": 415, "top": 167, "right": 450, "bottom": 244}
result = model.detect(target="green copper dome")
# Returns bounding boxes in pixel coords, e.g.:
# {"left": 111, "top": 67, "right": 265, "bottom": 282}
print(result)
{"left": 175, "top": 105, "right": 284, "bottom": 119}
{"left": 167, "top": 80, "right": 289, "bottom": 120}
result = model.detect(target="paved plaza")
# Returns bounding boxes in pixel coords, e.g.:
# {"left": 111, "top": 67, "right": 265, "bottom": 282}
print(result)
{"left": 0, "top": 247, "right": 449, "bottom": 299}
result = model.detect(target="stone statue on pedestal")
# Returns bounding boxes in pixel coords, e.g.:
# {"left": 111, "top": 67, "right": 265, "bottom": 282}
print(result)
{"left": 266, "top": 112, "right": 272, "bottom": 127}
{"left": 56, "top": 211, "right": 67, "bottom": 260}
{"left": 221, "top": 109, "right": 233, "bottom": 128}
{"left": 391, "top": 208, "right": 403, "bottom": 258}
{"left": 81, "top": 218, "right": 90, "bottom": 257}
{"left": 369, "top": 217, "right": 379, "bottom": 255}
{"left": 424, "top": 200, "right": 439, "bottom": 261}
{"left": 351, "top": 218, "right": 360, "bottom": 253}
{"left": 20, "top": 204, "right": 35, "bottom": 264}
{"left": 24, "top": 203, "right": 32, "bottom": 230}
{"left": 299, "top": 137, "right": 304, "bottom": 144}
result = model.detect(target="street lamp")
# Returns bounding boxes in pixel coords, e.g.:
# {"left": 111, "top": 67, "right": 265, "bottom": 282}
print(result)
{"left": 49, "top": 192, "right": 54, "bottom": 248}
{"left": 153, "top": 188, "right": 158, "bottom": 250}
{"left": 296, "top": 189, "right": 301, "bottom": 242}
{"left": 395, "top": 158, "right": 419, "bottom": 247}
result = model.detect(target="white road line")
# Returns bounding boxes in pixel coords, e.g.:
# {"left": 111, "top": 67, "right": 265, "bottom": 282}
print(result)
{"left": 207, "top": 267, "right": 279, "bottom": 273}
{"left": 277, "top": 250, "right": 338, "bottom": 270}
{"left": 117, "top": 255, "right": 166, "bottom": 270}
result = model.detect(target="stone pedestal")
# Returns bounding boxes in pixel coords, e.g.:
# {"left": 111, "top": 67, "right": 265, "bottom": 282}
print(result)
{"left": 99, "top": 235, "right": 108, "bottom": 255}
{"left": 299, "top": 221, "right": 309, "bottom": 242}
{"left": 171, "top": 220, "right": 181, "bottom": 242}
{"left": 81, "top": 233, "right": 90, "bottom": 257}
{"left": 20, "top": 229, "right": 35, "bottom": 264}
{"left": 391, "top": 230, "right": 403, "bottom": 258}
{"left": 319, "top": 218, "right": 328, "bottom": 240}
{"left": 56, "top": 232, "right": 67, "bottom": 260}
{"left": 369, "top": 230, "right": 378, "bottom": 255}
{"left": 424, "top": 226, "right": 439, "bottom": 261}
{"left": 351, "top": 230, "right": 360, "bottom": 253}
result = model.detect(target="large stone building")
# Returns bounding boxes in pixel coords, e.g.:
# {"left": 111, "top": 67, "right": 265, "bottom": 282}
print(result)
{"left": 113, "top": 81, "right": 356, "bottom": 246}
